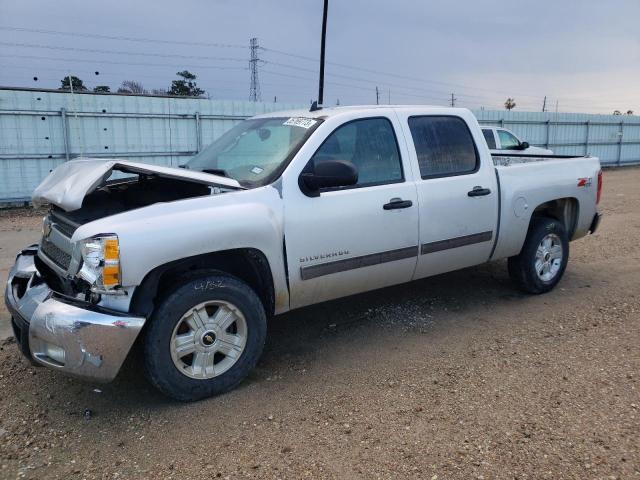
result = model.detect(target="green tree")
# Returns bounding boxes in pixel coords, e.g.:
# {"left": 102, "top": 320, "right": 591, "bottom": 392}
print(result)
{"left": 93, "top": 85, "right": 110, "bottom": 93}
{"left": 60, "top": 75, "right": 87, "bottom": 91}
{"left": 168, "top": 70, "right": 205, "bottom": 97}
{"left": 613, "top": 110, "right": 622, "bottom": 115}
{"left": 504, "top": 97, "right": 516, "bottom": 110}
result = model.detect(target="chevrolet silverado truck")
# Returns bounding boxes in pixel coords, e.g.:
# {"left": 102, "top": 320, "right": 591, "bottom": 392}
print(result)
{"left": 5, "top": 106, "right": 603, "bottom": 401}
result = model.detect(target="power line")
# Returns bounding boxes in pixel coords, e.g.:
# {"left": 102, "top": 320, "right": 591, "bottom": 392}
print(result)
{"left": 260, "top": 47, "right": 545, "bottom": 100}
{"left": 262, "top": 59, "right": 489, "bottom": 101}
{"left": 260, "top": 69, "right": 446, "bottom": 104}
{"left": 0, "top": 41, "right": 247, "bottom": 62}
{"left": 0, "top": 54, "right": 248, "bottom": 72}
{"left": 0, "top": 25, "right": 246, "bottom": 49}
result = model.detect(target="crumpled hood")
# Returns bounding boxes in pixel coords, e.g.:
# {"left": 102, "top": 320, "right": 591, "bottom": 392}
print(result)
{"left": 32, "top": 158, "right": 243, "bottom": 211}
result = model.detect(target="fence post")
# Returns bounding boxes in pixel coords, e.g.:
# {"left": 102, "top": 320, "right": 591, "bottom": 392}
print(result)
{"left": 60, "top": 108, "right": 70, "bottom": 161}
{"left": 545, "top": 120, "right": 551, "bottom": 149}
{"left": 500, "top": 118, "right": 504, "bottom": 128}
{"left": 195, "top": 112, "right": 202, "bottom": 153}
{"left": 584, "top": 120, "right": 590, "bottom": 156}
{"left": 618, "top": 121, "right": 624, "bottom": 166}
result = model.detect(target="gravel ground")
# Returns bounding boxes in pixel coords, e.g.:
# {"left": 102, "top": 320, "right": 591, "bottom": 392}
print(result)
{"left": 0, "top": 168, "right": 638, "bottom": 479}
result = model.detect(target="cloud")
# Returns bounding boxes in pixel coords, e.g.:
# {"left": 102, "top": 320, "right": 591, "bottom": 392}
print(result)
{"left": 1, "top": 0, "right": 638, "bottom": 113}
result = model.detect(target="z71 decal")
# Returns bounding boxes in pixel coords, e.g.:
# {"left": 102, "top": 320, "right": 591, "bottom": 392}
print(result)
{"left": 577, "top": 177, "right": 592, "bottom": 187}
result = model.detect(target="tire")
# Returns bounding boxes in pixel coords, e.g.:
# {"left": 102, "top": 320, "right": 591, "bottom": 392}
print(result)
{"left": 143, "top": 271, "right": 267, "bottom": 401}
{"left": 508, "top": 217, "right": 569, "bottom": 294}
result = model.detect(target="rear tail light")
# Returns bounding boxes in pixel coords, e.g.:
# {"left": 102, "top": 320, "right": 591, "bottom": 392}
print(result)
{"left": 596, "top": 170, "right": 603, "bottom": 204}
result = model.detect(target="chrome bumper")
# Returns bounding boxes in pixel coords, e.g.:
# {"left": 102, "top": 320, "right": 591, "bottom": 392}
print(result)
{"left": 4, "top": 248, "right": 145, "bottom": 382}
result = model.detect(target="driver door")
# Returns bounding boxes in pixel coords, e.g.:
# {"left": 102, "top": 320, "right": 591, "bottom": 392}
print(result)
{"left": 283, "top": 114, "right": 420, "bottom": 309}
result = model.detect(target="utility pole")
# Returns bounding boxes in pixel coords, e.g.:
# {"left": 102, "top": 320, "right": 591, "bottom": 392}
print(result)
{"left": 450, "top": 93, "right": 457, "bottom": 107}
{"left": 388, "top": 88, "right": 391, "bottom": 105}
{"left": 317, "top": 0, "right": 329, "bottom": 106}
{"left": 542, "top": 95, "right": 547, "bottom": 112}
{"left": 68, "top": 72, "right": 82, "bottom": 157}
{"left": 249, "top": 37, "right": 261, "bottom": 102}
{"left": 375, "top": 86, "right": 379, "bottom": 105}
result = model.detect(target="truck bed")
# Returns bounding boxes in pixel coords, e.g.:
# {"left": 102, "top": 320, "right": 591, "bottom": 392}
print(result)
{"left": 492, "top": 153, "right": 592, "bottom": 167}
{"left": 490, "top": 153, "right": 601, "bottom": 261}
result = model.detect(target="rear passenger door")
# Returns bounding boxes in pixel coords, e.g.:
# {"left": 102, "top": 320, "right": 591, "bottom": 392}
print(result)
{"left": 397, "top": 112, "right": 499, "bottom": 279}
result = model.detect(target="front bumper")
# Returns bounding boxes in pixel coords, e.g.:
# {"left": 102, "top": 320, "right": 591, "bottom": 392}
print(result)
{"left": 4, "top": 247, "right": 145, "bottom": 382}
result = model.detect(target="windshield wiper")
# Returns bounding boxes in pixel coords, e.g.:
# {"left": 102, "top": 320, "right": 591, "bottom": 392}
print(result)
{"left": 201, "top": 168, "right": 229, "bottom": 178}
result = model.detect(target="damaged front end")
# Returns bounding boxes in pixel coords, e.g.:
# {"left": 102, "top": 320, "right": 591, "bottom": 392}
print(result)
{"left": 6, "top": 158, "right": 241, "bottom": 382}
{"left": 5, "top": 247, "right": 145, "bottom": 382}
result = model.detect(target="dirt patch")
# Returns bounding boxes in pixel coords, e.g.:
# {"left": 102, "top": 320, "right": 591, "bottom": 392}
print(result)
{"left": 0, "top": 168, "right": 638, "bottom": 479}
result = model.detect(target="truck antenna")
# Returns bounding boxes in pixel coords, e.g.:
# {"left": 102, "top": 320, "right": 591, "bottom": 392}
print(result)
{"left": 312, "top": 0, "right": 329, "bottom": 112}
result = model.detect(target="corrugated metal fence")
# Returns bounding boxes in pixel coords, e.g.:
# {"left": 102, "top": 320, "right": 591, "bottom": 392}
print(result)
{"left": 1, "top": 88, "right": 639, "bottom": 203}
{"left": 475, "top": 110, "right": 640, "bottom": 167}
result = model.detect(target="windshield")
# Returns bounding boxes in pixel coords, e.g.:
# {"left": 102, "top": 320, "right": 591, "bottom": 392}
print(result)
{"left": 185, "top": 117, "right": 322, "bottom": 187}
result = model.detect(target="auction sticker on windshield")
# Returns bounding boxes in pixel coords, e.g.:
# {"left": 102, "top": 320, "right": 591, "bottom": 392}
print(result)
{"left": 283, "top": 117, "right": 318, "bottom": 129}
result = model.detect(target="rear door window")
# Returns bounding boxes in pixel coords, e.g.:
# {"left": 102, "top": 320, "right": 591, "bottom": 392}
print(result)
{"left": 408, "top": 116, "right": 479, "bottom": 178}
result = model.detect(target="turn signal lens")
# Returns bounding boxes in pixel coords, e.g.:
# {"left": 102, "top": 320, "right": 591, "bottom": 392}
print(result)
{"left": 596, "top": 170, "right": 603, "bottom": 204}
{"left": 102, "top": 264, "right": 120, "bottom": 286}
{"left": 104, "top": 238, "right": 119, "bottom": 260}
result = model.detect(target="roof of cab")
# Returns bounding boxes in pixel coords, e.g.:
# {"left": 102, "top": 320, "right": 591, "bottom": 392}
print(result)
{"left": 253, "top": 105, "right": 471, "bottom": 120}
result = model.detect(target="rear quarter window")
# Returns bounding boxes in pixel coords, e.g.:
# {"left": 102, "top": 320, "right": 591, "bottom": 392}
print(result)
{"left": 408, "top": 116, "right": 479, "bottom": 178}
{"left": 482, "top": 128, "right": 496, "bottom": 149}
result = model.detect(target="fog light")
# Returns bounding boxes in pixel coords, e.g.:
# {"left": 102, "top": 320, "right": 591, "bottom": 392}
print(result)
{"left": 44, "top": 343, "right": 66, "bottom": 365}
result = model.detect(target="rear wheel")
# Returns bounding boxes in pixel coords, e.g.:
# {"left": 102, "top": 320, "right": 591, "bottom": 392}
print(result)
{"left": 508, "top": 217, "right": 569, "bottom": 294}
{"left": 143, "top": 272, "right": 266, "bottom": 401}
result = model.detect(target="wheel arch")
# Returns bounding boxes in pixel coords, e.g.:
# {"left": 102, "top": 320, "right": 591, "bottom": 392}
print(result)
{"left": 129, "top": 248, "right": 276, "bottom": 319}
{"left": 529, "top": 197, "right": 579, "bottom": 239}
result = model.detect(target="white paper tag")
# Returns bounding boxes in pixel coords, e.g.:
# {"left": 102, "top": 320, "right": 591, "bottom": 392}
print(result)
{"left": 251, "top": 166, "right": 264, "bottom": 175}
{"left": 283, "top": 117, "right": 317, "bottom": 129}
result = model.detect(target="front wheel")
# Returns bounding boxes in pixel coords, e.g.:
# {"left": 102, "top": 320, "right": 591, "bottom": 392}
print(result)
{"left": 143, "top": 272, "right": 267, "bottom": 401}
{"left": 508, "top": 217, "right": 569, "bottom": 294}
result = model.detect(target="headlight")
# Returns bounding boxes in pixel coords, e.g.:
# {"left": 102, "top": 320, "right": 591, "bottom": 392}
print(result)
{"left": 77, "top": 234, "right": 121, "bottom": 291}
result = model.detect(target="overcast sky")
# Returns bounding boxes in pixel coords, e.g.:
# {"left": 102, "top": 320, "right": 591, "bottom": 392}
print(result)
{"left": 1, "top": 0, "right": 638, "bottom": 114}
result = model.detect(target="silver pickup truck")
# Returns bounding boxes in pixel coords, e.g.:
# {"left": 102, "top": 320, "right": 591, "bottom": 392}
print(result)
{"left": 5, "top": 106, "right": 602, "bottom": 401}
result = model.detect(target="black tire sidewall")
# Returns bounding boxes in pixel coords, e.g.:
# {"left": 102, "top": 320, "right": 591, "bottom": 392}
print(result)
{"left": 143, "top": 273, "right": 266, "bottom": 401}
{"left": 518, "top": 218, "right": 569, "bottom": 293}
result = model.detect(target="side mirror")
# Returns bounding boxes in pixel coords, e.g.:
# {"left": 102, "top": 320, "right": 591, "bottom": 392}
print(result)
{"left": 299, "top": 160, "right": 358, "bottom": 196}
{"left": 519, "top": 141, "right": 530, "bottom": 150}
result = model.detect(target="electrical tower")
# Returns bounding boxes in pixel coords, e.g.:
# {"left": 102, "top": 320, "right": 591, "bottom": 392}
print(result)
{"left": 450, "top": 93, "right": 457, "bottom": 107}
{"left": 249, "top": 37, "right": 261, "bottom": 102}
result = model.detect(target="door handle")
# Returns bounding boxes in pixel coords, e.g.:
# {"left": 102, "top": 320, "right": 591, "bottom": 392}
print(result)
{"left": 383, "top": 198, "right": 413, "bottom": 210}
{"left": 468, "top": 186, "right": 492, "bottom": 197}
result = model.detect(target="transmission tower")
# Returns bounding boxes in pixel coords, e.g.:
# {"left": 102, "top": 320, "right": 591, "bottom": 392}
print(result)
{"left": 249, "top": 37, "right": 261, "bottom": 102}
{"left": 450, "top": 93, "right": 457, "bottom": 107}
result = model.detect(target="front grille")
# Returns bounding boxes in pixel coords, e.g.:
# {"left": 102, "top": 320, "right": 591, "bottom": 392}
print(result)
{"left": 49, "top": 210, "right": 79, "bottom": 237}
{"left": 41, "top": 238, "right": 72, "bottom": 270}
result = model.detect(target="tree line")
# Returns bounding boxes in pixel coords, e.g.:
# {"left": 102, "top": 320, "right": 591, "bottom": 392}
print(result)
{"left": 59, "top": 70, "right": 205, "bottom": 97}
